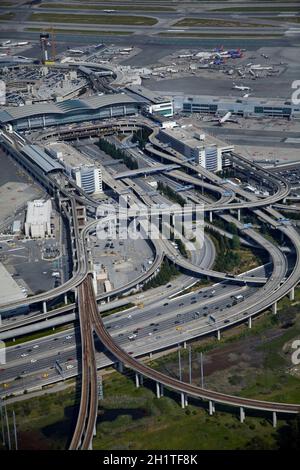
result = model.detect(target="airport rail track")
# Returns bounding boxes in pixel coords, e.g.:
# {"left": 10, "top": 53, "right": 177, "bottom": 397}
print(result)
{"left": 69, "top": 279, "right": 98, "bottom": 450}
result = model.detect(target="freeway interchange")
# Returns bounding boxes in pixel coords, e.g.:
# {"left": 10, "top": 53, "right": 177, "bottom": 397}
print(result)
{"left": 1, "top": 116, "right": 300, "bottom": 449}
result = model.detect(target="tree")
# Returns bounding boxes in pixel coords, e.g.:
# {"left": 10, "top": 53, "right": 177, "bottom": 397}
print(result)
{"left": 230, "top": 234, "right": 240, "bottom": 250}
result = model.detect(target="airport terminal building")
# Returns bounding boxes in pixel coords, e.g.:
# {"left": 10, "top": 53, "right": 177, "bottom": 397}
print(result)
{"left": 0, "top": 94, "right": 144, "bottom": 131}
{"left": 175, "top": 95, "right": 300, "bottom": 119}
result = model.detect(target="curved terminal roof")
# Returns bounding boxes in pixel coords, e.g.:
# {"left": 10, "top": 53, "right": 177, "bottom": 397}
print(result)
{"left": 0, "top": 93, "right": 140, "bottom": 123}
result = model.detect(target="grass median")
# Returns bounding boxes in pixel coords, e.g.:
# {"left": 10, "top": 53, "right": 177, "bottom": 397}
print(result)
{"left": 29, "top": 12, "right": 158, "bottom": 26}
{"left": 174, "top": 18, "right": 275, "bottom": 28}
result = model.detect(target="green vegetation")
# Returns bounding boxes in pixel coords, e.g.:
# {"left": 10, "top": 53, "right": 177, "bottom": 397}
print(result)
{"left": 132, "top": 128, "right": 152, "bottom": 150}
{"left": 4, "top": 385, "right": 77, "bottom": 450}
{"left": 206, "top": 225, "right": 263, "bottom": 274}
{"left": 210, "top": 217, "right": 239, "bottom": 236}
{"left": 159, "top": 32, "right": 282, "bottom": 38}
{"left": 41, "top": 3, "right": 175, "bottom": 12}
{"left": 263, "top": 17, "right": 300, "bottom": 24}
{"left": 29, "top": 12, "right": 158, "bottom": 26}
{"left": 175, "top": 237, "right": 188, "bottom": 258}
{"left": 174, "top": 18, "right": 275, "bottom": 28}
{"left": 142, "top": 259, "right": 178, "bottom": 291}
{"left": 279, "top": 211, "right": 300, "bottom": 220}
{"left": 97, "top": 138, "right": 138, "bottom": 170}
{"left": 0, "top": 12, "right": 14, "bottom": 21}
{"left": 5, "top": 366, "right": 299, "bottom": 450}
{"left": 26, "top": 27, "right": 133, "bottom": 36}
{"left": 102, "top": 303, "right": 135, "bottom": 318}
{"left": 4, "top": 324, "right": 73, "bottom": 347}
{"left": 206, "top": 227, "right": 240, "bottom": 271}
{"left": 157, "top": 181, "right": 185, "bottom": 207}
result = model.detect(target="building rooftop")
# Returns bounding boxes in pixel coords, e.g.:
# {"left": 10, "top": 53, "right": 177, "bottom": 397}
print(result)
{"left": 22, "top": 145, "right": 64, "bottom": 174}
{"left": 0, "top": 263, "right": 27, "bottom": 306}
{"left": 46, "top": 141, "right": 95, "bottom": 170}
{"left": 126, "top": 85, "right": 171, "bottom": 104}
{"left": 160, "top": 125, "right": 229, "bottom": 150}
{"left": 26, "top": 199, "right": 52, "bottom": 225}
{"left": 183, "top": 94, "right": 294, "bottom": 107}
{"left": 0, "top": 93, "right": 138, "bottom": 123}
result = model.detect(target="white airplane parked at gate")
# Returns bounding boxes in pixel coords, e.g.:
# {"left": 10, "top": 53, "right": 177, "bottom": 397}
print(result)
{"left": 209, "top": 111, "right": 239, "bottom": 126}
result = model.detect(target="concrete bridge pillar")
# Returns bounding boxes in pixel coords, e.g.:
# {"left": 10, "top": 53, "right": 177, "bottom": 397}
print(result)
{"left": 209, "top": 400, "right": 214, "bottom": 416}
{"left": 217, "top": 330, "right": 221, "bottom": 341}
{"left": 43, "top": 301, "right": 47, "bottom": 314}
{"left": 64, "top": 294, "right": 68, "bottom": 305}
{"left": 93, "top": 424, "right": 97, "bottom": 437}
{"left": 272, "top": 411, "right": 277, "bottom": 428}
{"left": 272, "top": 302, "right": 277, "bottom": 315}
{"left": 149, "top": 352, "right": 153, "bottom": 358}
{"left": 289, "top": 287, "right": 295, "bottom": 301}
{"left": 237, "top": 208, "right": 241, "bottom": 222}
{"left": 156, "top": 382, "right": 161, "bottom": 399}
{"left": 140, "top": 375, "right": 144, "bottom": 386}
{"left": 183, "top": 341, "right": 187, "bottom": 349}
{"left": 209, "top": 212, "right": 213, "bottom": 223}
{"left": 160, "top": 384, "right": 164, "bottom": 396}
{"left": 181, "top": 392, "right": 186, "bottom": 409}
{"left": 248, "top": 316, "right": 252, "bottom": 329}
{"left": 240, "top": 407, "right": 245, "bottom": 423}
{"left": 118, "top": 362, "right": 123, "bottom": 373}
{"left": 135, "top": 373, "right": 140, "bottom": 388}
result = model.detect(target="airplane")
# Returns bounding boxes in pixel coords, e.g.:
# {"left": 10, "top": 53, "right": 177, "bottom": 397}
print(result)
{"left": 209, "top": 112, "right": 239, "bottom": 126}
{"left": 233, "top": 83, "right": 251, "bottom": 91}
{"left": 242, "top": 93, "right": 251, "bottom": 98}
{"left": 68, "top": 48, "right": 84, "bottom": 55}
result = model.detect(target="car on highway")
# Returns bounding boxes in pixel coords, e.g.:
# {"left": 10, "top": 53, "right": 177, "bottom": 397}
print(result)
{"left": 33, "top": 344, "right": 39, "bottom": 349}
{"left": 128, "top": 334, "right": 137, "bottom": 341}
{"left": 21, "top": 353, "right": 28, "bottom": 358}
{"left": 30, "top": 359, "right": 37, "bottom": 363}
{"left": 65, "top": 335, "right": 72, "bottom": 340}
